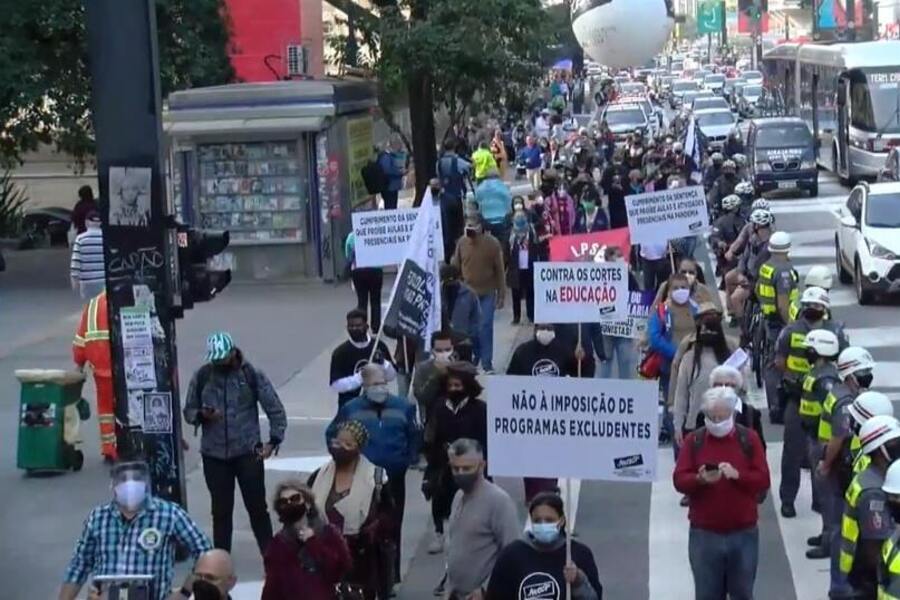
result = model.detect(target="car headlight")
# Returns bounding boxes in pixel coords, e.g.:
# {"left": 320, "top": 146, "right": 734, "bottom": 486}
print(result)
{"left": 867, "top": 239, "right": 897, "bottom": 260}
{"left": 801, "top": 159, "right": 816, "bottom": 169}
{"left": 755, "top": 162, "right": 772, "bottom": 172}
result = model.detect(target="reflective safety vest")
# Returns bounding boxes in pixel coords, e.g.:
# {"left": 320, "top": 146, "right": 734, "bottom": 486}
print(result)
{"left": 789, "top": 296, "right": 833, "bottom": 323}
{"left": 72, "top": 291, "right": 112, "bottom": 378}
{"left": 756, "top": 261, "right": 799, "bottom": 319}
{"left": 781, "top": 320, "right": 814, "bottom": 381}
{"left": 819, "top": 383, "right": 856, "bottom": 443}
{"left": 879, "top": 529, "right": 900, "bottom": 599}
{"left": 841, "top": 465, "right": 887, "bottom": 575}
{"left": 801, "top": 362, "right": 840, "bottom": 425}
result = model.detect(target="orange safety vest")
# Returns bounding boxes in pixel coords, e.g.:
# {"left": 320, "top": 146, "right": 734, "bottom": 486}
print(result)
{"left": 73, "top": 291, "right": 112, "bottom": 378}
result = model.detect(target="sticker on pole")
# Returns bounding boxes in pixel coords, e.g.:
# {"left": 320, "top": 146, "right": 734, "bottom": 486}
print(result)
{"left": 624, "top": 186, "right": 709, "bottom": 245}
{"left": 486, "top": 375, "right": 659, "bottom": 481}
{"left": 533, "top": 261, "right": 628, "bottom": 323}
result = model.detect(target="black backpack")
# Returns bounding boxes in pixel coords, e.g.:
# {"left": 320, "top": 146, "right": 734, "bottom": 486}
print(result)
{"left": 361, "top": 157, "right": 389, "bottom": 195}
{"left": 438, "top": 154, "right": 466, "bottom": 200}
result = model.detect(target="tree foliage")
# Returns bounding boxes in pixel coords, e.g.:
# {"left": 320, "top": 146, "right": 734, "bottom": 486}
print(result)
{"left": 0, "top": 0, "right": 234, "bottom": 170}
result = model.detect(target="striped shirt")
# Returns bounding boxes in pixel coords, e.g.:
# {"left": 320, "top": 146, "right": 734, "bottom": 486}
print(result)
{"left": 63, "top": 497, "right": 212, "bottom": 599}
{"left": 70, "top": 227, "right": 105, "bottom": 283}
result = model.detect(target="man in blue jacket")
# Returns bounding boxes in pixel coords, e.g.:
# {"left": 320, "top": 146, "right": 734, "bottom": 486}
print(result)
{"left": 474, "top": 168, "right": 513, "bottom": 242}
{"left": 326, "top": 362, "right": 421, "bottom": 575}
{"left": 377, "top": 139, "right": 407, "bottom": 210}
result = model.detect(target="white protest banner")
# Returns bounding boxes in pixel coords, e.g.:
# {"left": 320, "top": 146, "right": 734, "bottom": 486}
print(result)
{"left": 486, "top": 375, "right": 659, "bottom": 481}
{"left": 600, "top": 290, "right": 655, "bottom": 339}
{"left": 351, "top": 207, "right": 444, "bottom": 268}
{"left": 624, "top": 185, "right": 709, "bottom": 245}
{"left": 533, "top": 261, "right": 628, "bottom": 323}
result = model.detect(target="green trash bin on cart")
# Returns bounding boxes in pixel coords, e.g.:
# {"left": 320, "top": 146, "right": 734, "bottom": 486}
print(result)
{"left": 15, "top": 369, "right": 90, "bottom": 473}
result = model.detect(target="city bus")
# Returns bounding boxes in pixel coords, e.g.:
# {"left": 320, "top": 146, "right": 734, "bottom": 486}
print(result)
{"left": 763, "top": 41, "right": 900, "bottom": 183}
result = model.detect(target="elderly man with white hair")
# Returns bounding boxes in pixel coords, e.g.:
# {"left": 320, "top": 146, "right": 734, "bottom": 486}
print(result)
{"left": 706, "top": 365, "right": 766, "bottom": 451}
{"left": 674, "top": 387, "right": 771, "bottom": 600}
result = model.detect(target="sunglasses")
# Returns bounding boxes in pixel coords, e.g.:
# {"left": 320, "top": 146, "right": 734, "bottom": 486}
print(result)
{"left": 275, "top": 493, "right": 303, "bottom": 509}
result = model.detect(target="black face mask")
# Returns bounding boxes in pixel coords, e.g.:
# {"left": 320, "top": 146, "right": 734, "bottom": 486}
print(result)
{"left": 447, "top": 390, "right": 467, "bottom": 403}
{"left": 699, "top": 331, "right": 720, "bottom": 344}
{"left": 805, "top": 349, "right": 820, "bottom": 364}
{"left": 193, "top": 580, "right": 223, "bottom": 600}
{"left": 329, "top": 446, "right": 358, "bottom": 466}
{"left": 348, "top": 329, "right": 368, "bottom": 343}
{"left": 855, "top": 372, "right": 875, "bottom": 389}
{"left": 430, "top": 187, "right": 441, "bottom": 197}
{"left": 465, "top": 228, "right": 478, "bottom": 238}
{"left": 276, "top": 502, "right": 307, "bottom": 525}
{"left": 889, "top": 502, "right": 900, "bottom": 524}
{"left": 804, "top": 309, "right": 825, "bottom": 323}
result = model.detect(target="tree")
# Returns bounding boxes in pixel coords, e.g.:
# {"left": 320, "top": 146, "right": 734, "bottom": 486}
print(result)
{"left": 0, "top": 0, "right": 234, "bottom": 170}
{"left": 328, "top": 0, "right": 552, "bottom": 200}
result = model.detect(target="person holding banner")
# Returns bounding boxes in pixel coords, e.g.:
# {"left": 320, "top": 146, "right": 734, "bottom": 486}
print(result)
{"left": 486, "top": 492, "right": 603, "bottom": 600}
{"left": 439, "top": 265, "right": 481, "bottom": 361}
{"left": 345, "top": 233, "right": 384, "bottom": 335}
{"left": 329, "top": 309, "right": 396, "bottom": 408}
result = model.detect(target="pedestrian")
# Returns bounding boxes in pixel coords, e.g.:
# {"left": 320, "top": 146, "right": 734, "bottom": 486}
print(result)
{"left": 707, "top": 365, "right": 766, "bottom": 451}
{"left": 507, "top": 206, "right": 537, "bottom": 325}
{"left": 652, "top": 257, "right": 715, "bottom": 309}
{"left": 191, "top": 549, "right": 238, "bottom": 600}
{"left": 71, "top": 185, "right": 98, "bottom": 235}
{"left": 59, "top": 461, "right": 212, "bottom": 600}
{"left": 377, "top": 140, "right": 406, "bottom": 210}
{"left": 472, "top": 140, "right": 498, "bottom": 184}
{"left": 673, "top": 388, "right": 771, "bottom": 600}
{"left": 344, "top": 231, "right": 384, "bottom": 334}
{"left": 72, "top": 290, "right": 117, "bottom": 462}
{"left": 520, "top": 135, "right": 545, "bottom": 191}
{"left": 326, "top": 363, "right": 420, "bottom": 580}
{"left": 329, "top": 309, "right": 397, "bottom": 407}
{"left": 534, "top": 109, "right": 552, "bottom": 140}
{"left": 69, "top": 211, "right": 105, "bottom": 301}
{"left": 640, "top": 240, "right": 672, "bottom": 295}
{"left": 435, "top": 139, "right": 473, "bottom": 257}
{"left": 412, "top": 330, "right": 456, "bottom": 428}
{"left": 648, "top": 273, "right": 699, "bottom": 395}
{"left": 444, "top": 438, "right": 521, "bottom": 600}
{"left": 310, "top": 420, "right": 396, "bottom": 599}
{"left": 598, "top": 245, "right": 639, "bottom": 379}
{"left": 451, "top": 214, "right": 506, "bottom": 373}
{"left": 474, "top": 168, "right": 513, "bottom": 242}
{"left": 541, "top": 171, "right": 576, "bottom": 236}
{"left": 490, "top": 129, "right": 509, "bottom": 180}
{"left": 572, "top": 186, "right": 608, "bottom": 234}
{"left": 423, "top": 363, "right": 488, "bottom": 556}
{"left": 262, "top": 479, "right": 352, "bottom": 600}
{"left": 487, "top": 491, "right": 604, "bottom": 599}
{"left": 439, "top": 264, "right": 481, "bottom": 358}
{"left": 183, "top": 331, "right": 287, "bottom": 554}
{"left": 603, "top": 171, "right": 629, "bottom": 230}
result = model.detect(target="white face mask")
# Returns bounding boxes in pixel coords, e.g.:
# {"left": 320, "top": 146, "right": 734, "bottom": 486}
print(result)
{"left": 434, "top": 350, "right": 453, "bottom": 364}
{"left": 706, "top": 416, "right": 735, "bottom": 438}
{"left": 114, "top": 480, "right": 148, "bottom": 511}
{"left": 671, "top": 288, "right": 690, "bottom": 305}
{"left": 366, "top": 384, "right": 390, "bottom": 404}
{"left": 535, "top": 330, "right": 556, "bottom": 346}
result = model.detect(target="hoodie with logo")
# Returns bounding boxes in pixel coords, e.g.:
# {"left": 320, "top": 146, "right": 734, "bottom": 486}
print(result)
{"left": 507, "top": 338, "right": 579, "bottom": 379}
{"left": 486, "top": 533, "right": 603, "bottom": 600}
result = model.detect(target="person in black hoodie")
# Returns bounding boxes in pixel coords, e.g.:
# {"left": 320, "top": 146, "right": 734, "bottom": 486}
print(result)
{"left": 508, "top": 324, "right": 580, "bottom": 502}
{"left": 487, "top": 492, "right": 603, "bottom": 600}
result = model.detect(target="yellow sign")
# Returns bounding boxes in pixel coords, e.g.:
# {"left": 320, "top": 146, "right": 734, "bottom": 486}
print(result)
{"left": 347, "top": 116, "right": 374, "bottom": 208}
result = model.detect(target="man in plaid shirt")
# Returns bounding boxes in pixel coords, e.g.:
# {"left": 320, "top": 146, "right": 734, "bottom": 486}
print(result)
{"left": 59, "top": 461, "right": 212, "bottom": 600}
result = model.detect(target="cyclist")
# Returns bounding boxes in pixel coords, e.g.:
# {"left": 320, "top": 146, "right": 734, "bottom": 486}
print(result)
{"left": 710, "top": 194, "right": 745, "bottom": 278}
{"left": 725, "top": 208, "right": 774, "bottom": 327}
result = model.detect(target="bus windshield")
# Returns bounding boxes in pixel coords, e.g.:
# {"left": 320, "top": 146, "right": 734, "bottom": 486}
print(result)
{"left": 853, "top": 69, "right": 900, "bottom": 133}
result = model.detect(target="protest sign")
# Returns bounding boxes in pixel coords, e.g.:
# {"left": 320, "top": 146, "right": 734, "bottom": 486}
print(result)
{"left": 549, "top": 228, "right": 631, "bottom": 263}
{"left": 534, "top": 261, "right": 628, "bottom": 323}
{"left": 382, "top": 259, "right": 433, "bottom": 342}
{"left": 600, "top": 290, "right": 655, "bottom": 339}
{"left": 624, "top": 186, "right": 709, "bottom": 245}
{"left": 351, "top": 207, "right": 443, "bottom": 268}
{"left": 486, "top": 375, "right": 659, "bottom": 481}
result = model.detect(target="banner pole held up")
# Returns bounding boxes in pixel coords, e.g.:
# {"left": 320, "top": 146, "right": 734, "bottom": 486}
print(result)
{"left": 576, "top": 325, "right": 583, "bottom": 378}
{"left": 566, "top": 476, "right": 573, "bottom": 600}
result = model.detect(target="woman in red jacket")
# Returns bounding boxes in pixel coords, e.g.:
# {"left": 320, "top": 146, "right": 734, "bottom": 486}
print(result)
{"left": 262, "top": 479, "right": 352, "bottom": 600}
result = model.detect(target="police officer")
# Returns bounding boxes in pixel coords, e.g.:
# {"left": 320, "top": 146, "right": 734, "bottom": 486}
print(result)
{"left": 757, "top": 231, "right": 799, "bottom": 425}
{"left": 837, "top": 415, "right": 900, "bottom": 599}
{"left": 776, "top": 288, "right": 848, "bottom": 518}
{"left": 802, "top": 329, "right": 843, "bottom": 558}
{"left": 877, "top": 461, "right": 900, "bottom": 599}
{"left": 789, "top": 265, "right": 835, "bottom": 323}
{"left": 848, "top": 392, "right": 896, "bottom": 477}
{"left": 817, "top": 346, "right": 877, "bottom": 597}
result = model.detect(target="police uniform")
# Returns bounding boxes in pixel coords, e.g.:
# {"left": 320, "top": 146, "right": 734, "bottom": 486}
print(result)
{"left": 879, "top": 529, "right": 900, "bottom": 599}
{"left": 803, "top": 362, "right": 842, "bottom": 548}
{"left": 840, "top": 464, "right": 894, "bottom": 597}
{"left": 757, "top": 258, "right": 799, "bottom": 419}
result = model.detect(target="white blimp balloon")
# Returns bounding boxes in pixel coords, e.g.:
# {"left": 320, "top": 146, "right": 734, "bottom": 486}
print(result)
{"left": 571, "top": 0, "right": 675, "bottom": 69}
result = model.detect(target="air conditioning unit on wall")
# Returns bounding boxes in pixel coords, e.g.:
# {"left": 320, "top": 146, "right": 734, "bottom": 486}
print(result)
{"left": 286, "top": 45, "right": 308, "bottom": 77}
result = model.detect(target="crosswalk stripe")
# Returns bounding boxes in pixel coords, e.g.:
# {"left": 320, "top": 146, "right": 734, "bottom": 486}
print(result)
{"left": 790, "top": 246, "right": 835, "bottom": 259}
{"left": 648, "top": 449, "right": 694, "bottom": 599}
{"left": 846, "top": 326, "right": 900, "bottom": 349}
{"left": 874, "top": 361, "right": 900, "bottom": 389}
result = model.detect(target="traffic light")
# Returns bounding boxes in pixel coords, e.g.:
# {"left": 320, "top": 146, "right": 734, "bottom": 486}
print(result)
{"left": 176, "top": 225, "right": 231, "bottom": 315}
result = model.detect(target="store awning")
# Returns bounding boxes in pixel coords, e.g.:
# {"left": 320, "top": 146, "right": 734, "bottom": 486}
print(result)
{"left": 164, "top": 116, "right": 328, "bottom": 136}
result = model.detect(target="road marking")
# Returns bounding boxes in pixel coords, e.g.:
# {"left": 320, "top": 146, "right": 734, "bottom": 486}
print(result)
{"left": 648, "top": 448, "right": 694, "bottom": 599}
{"left": 265, "top": 454, "right": 331, "bottom": 473}
{"left": 790, "top": 246, "right": 835, "bottom": 259}
{"left": 845, "top": 326, "right": 900, "bottom": 349}
{"left": 874, "top": 362, "right": 900, "bottom": 389}
{"left": 231, "top": 582, "right": 263, "bottom": 600}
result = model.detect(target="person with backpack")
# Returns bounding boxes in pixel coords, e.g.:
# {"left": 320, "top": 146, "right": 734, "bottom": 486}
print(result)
{"left": 183, "top": 331, "right": 288, "bottom": 555}
{"left": 436, "top": 140, "right": 472, "bottom": 257}
{"left": 361, "top": 146, "right": 390, "bottom": 208}
{"left": 376, "top": 140, "right": 407, "bottom": 210}
{"left": 673, "top": 386, "right": 770, "bottom": 600}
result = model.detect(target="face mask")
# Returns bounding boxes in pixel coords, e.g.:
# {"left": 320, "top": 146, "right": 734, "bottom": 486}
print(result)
{"left": 434, "top": 350, "right": 453, "bottom": 364}
{"left": 447, "top": 389, "right": 467, "bottom": 404}
{"left": 329, "top": 445, "right": 358, "bottom": 466}
{"left": 804, "top": 308, "right": 825, "bottom": 322}
{"left": 699, "top": 330, "right": 720, "bottom": 344}
{"left": 536, "top": 330, "right": 556, "bottom": 346}
{"left": 535, "top": 196, "right": 545, "bottom": 206}
{"left": 465, "top": 227, "right": 479, "bottom": 238}
{"left": 531, "top": 522, "right": 562, "bottom": 545}
{"left": 114, "top": 480, "right": 147, "bottom": 511}
{"left": 671, "top": 288, "right": 690, "bottom": 305}
{"left": 276, "top": 502, "right": 308, "bottom": 525}
{"left": 514, "top": 203, "right": 525, "bottom": 212}
{"left": 581, "top": 201, "right": 596, "bottom": 212}
{"left": 889, "top": 502, "right": 900, "bottom": 524}
{"left": 192, "top": 580, "right": 223, "bottom": 600}
{"left": 453, "top": 471, "right": 479, "bottom": 492}
{"left": 348, "top": 329, "right": 368, "bottom": 344}
{"left": 707, "top": 416, "right": 735, "bottom": 438}
{"left": 805, "top": 349, "right": 820, "bottom": 364}
{"left": 366, "top": 384, "right": 389, "bottom": 404}
{"left": 855, "top": 372, "right": 874, "bottom": 389}
{"left": 430, "top": 187, "right": 441, "bottom": 197}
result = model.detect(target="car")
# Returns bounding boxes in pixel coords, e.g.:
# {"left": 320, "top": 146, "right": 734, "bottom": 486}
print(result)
{"left": 694, "top": 108, "right": 738, "bottom": 151}
{"left": 835, "top": 181, "right": 900, "bottom": 304}
{"left": 738, "top": 83, "right": 763, "bottom": 118}
{"left": 619, "top": 82, "right": 648, "bottom": 96}
{"left": 746, "top": 117, "right": 818, "bottom": 197}
{"left": 20, "top": 207, "right": 72, "bottom": 248}
{"left": 703, "top": 73, "right": 727, "bottom": 95}
{"left": 620, "top": 95, "right": 662, "bottom": 135}
{"left": 599, "top": 103, "right": 651, "bottom": 142}
{"left": 878, "top": 147, "right": 900, "bottom": 182}
{"left": 693, "top": 70, "right": 710, "bottom": 85}
{"left": 723, "top": 77, "right": 747, "bottom": 102}
{"left": 742, "top": 70, "right": 764, "bottom": 85}
{"left": 690, "top": 96, "right": 730, "bottom": 113}
{"left": 669, "top": 79, "right": 701, "bottom": 108}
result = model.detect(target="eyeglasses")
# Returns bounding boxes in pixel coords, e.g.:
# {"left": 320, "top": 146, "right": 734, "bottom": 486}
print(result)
{"left": 679, "top": 270, "right": 697, "bottom": 275}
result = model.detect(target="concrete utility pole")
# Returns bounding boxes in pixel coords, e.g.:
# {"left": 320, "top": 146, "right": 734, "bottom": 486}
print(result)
{"left": 83, "top": 0, "right": 187, "bottom": 504}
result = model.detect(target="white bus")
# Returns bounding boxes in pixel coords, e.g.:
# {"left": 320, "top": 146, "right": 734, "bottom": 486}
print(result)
{"left": 763, "top": 41, "right": 900, "bottom": 183}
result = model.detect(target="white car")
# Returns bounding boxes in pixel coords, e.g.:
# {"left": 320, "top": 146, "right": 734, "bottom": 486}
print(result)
{"left": 835, "top": 181, "right": 900, "bottom": 304}
{"left": 694, "top": 108, "right": 738, "bottom": 151}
